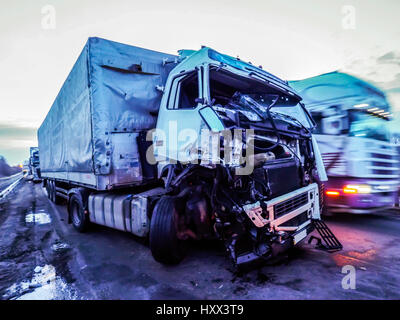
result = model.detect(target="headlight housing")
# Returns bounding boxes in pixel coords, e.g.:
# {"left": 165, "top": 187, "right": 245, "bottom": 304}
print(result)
{"left": 343, "top": 184, "right": 371, "bottom": 194}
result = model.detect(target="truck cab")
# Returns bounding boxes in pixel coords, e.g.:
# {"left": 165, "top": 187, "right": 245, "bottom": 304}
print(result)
{"left": 29, "top": 147, "right": 41, "bottom": 183}
{"left": 149, "top": 47, "right": 330, "bottom": 266}
{"left": 290, "top": 72, "right": 399, "bottom": 214}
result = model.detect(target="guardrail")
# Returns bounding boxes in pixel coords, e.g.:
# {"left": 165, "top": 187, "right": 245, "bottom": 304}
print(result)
{"left": 0, "top": 172, "right": 23, "bottom": 201}
{"left": 0, "top": 172, "right": 22, "bottom": 181}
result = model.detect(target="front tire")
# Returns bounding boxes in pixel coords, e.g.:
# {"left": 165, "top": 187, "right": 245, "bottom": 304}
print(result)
{"left": 150, "top": 196, "right": 187, "bottom": 265}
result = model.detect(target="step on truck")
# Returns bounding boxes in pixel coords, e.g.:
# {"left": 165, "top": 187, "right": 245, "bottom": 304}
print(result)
{"left": 38, "top": 37, "right": 337, "bottom": 268}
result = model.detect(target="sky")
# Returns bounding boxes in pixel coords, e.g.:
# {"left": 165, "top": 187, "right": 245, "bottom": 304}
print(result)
{"left": 1, "top": 0, "right": 400, "bottom": 165}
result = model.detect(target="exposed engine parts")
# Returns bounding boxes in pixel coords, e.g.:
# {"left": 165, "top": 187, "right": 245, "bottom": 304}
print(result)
{"left": 160, "top": 106, "right": 322, "bottom": 269}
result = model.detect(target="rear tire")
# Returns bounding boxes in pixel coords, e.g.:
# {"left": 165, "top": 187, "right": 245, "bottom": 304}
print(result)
{"left": 150, "top": 196, "right": 187, "bottom": 265}
{"left": 50, "top": 180, "right": 55, "bottom": 202}
{"left": 68, "top": 193, "right": 89, "bottom": 232}
{"left": 45, "top": 180, "right": 51, "bottom": 199}
{"left": 53, "top": 185, "right": 63, "bottom": 205}
{"left": 49, "top": 180, "right": 62, "bottom": 204}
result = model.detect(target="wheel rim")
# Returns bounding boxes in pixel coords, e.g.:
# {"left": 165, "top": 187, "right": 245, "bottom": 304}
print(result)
{"left": 71, "top": 201, "right": 81, "bottom": 226}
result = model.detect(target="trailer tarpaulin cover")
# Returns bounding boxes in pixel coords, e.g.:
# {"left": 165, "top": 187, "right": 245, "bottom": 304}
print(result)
{"left": 38, "top": 37, "right": 176, "bottom": 177}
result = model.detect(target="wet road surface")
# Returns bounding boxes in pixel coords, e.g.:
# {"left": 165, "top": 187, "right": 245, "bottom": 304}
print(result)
{"left": 1, "top": 180, "right": 400, "bottom": 299}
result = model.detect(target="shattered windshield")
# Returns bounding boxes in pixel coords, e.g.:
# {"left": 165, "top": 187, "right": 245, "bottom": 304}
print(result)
{"left": 208, "top": 67, "right": 314, "bottom": 129}
{"left": 230, "top": 92, "right": 314, "bottom": 129}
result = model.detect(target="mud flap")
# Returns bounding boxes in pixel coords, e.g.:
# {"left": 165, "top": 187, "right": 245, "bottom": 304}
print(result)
{"left": 308, "top": 219, "right": 343, "bottom": 252}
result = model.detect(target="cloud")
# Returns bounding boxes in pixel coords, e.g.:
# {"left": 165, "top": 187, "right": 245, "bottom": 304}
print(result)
{"left": 388, "top": 87, "right": 400, "bottom": 93}
{"left": 0, "top": 122, "right": 37, "bottom": 165}
{"left": 377, "top": 51, "right": 400, "bottom": 65}
{"left": 377, "top": 52, "right": 396, "bottom": 63}
{"left": 0, "top": 123, "right": 37, "bottom": 138}
{"left": 343, "top": 50, "right": 400, "bottom": 92}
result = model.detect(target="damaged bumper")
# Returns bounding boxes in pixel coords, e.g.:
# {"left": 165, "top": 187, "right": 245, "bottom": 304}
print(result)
{"left": 243, "top": 183, "right": 320, "bottom": 231}
{"left": 235, "top": 222, "right": 315, "bottom": 269}
{"left": 234, "top": 183, "right": 320, "bottom": 268}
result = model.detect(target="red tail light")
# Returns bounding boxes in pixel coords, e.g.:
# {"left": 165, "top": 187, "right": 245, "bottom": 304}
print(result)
{"left": 326, "top": 190, "right": 340, "bottom": 196}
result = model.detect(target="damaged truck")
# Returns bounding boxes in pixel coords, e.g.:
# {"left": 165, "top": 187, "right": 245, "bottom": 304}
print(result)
{"left": 38, "top": 37, "right": 341, "bottom": 269}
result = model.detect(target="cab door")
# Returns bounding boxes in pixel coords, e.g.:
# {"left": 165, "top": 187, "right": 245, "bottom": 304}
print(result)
{"left": 154, "top": 68, "right": 206, "bottom": 164}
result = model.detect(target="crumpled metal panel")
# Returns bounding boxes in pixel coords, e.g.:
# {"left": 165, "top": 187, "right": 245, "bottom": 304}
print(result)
{"left": 88, "top": 37, "right": 176, "bottom": 174}
{"left": 38, "top": 37, "right": 176, "bottom": 184}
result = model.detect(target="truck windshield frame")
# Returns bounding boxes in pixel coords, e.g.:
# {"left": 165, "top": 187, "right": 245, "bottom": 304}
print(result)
{"left": 205, "top": 64, "right": 314, "bottom": 128}
{"left": 166, "top": 68, "right": 203, "bottom": 110}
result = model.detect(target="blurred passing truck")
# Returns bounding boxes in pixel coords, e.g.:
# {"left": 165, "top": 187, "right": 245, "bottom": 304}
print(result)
{"left": 38, "top": 38, "right": 340, "bottom": 269}
{"left": 29, "top": 147, "right": 42, "bottom": 183}
{"left": 290, "top": 72, "right": 399, "bottom": 214}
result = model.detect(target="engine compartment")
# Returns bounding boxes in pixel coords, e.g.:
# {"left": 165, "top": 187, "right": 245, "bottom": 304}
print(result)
{"left": 160, "top": 102, "right": 320, "bottom": 269}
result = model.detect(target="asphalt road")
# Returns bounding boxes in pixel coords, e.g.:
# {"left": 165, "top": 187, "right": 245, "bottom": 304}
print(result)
{"left": 1, "top": 180, "right": 400, "bottom": 300}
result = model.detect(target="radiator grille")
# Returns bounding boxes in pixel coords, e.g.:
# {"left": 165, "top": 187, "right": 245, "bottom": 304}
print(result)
{"left": 372, "top": 161, "right": 395, "bottom": 168}
{"left": 372, "top": 169, "right": 396, "bottom": 175}
{"left": 371, "top": 153, "right": 394, "bottom": 160}
{"left": 321, "top": 152, "right": 346, "bottom": 169}
{"left": 280, "top": 211, "right": 309, "bottom": 227}
{"left": 369, "top": 152, "right": 399, "bottom": 178}
{"left": 273, "top": 192, "right": 309, "bottom": 219}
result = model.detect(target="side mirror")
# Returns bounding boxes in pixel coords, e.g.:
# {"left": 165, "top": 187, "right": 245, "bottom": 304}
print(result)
{"left": 195, "top": 97, "right": 205, "bottom": 104}
{"left": 198, "top": 106, "right": 225, "bottom": 132}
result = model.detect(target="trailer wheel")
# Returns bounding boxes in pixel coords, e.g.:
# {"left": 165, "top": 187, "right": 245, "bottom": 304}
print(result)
{"left": 45, "top": 180, "right": 51, "bottom": 199}
{"left": 50, "top": 181, "right": 62, "bottom": 204}
{"left": 49, "top": 180, "right": 55, "bottom": 202}
{"left": 69, "top": 193, "right": 89, "bottom": 232}
{"left": 150, "top": 196, "right": 187, "bottom": 264}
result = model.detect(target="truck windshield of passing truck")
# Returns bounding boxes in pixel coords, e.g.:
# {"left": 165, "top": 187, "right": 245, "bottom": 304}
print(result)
{"left": 349, "top": 110, "right": 390, "bottom": 141}
{"left": 209, "top": 67, "right": 313, "bottom": 128}
{"left": 32, "top": 152, "right": 39, "bottom": 165}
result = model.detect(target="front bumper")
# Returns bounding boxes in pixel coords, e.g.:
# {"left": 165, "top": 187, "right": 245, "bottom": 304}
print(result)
{"left": 235, "top": 185, "right": 320, "bottom": 268}
{"left": 327, "top": 196, "right": 396, "bottom": 214}
{"left": 243, "top": 183, "right": 320, "bottom": 237}
{"left": 235, "top": 222, "right": 315, "bottom": 268}
{"left": 324, "top": 178, "right": 398, "bottom": 213}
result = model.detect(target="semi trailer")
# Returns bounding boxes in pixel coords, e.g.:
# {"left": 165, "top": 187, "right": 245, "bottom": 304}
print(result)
{"left": 38, "top": 37, "right": 340, "bottom": 268}
{"left": 290, "top": 72, "right": 399, "bottom": 214}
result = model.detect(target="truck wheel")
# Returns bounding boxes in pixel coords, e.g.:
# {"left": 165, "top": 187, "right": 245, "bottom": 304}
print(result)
{"left": 53, "top": 185, "right": 63, "bottom": 205}
{"left": 69, "top": 193, "right": 89, "bottom": 232}
{"left": 45, "top": 180, "right": 51, "bottom": 199}
{"left": 150, "top": 196, "right": 187, "bottom": 265}
{"left": 49, "top": 180, "right": 62, "bottom": 204}
{"left": 49, "top": 180, "right": 55, "bottom": 202}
